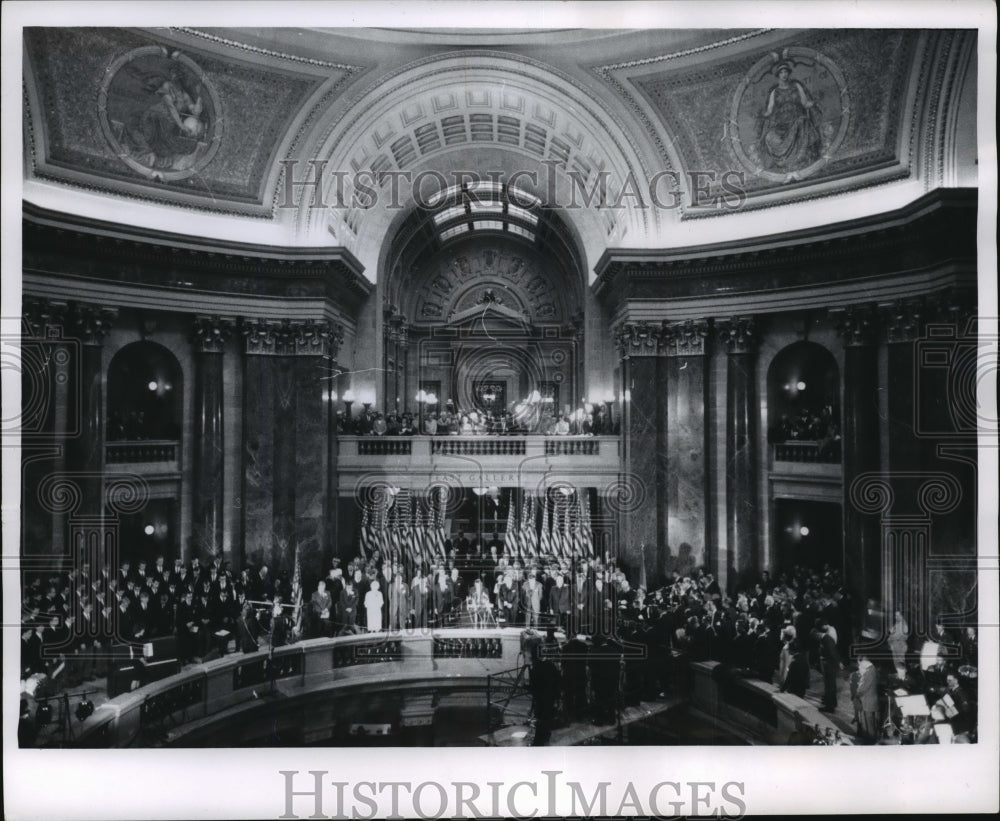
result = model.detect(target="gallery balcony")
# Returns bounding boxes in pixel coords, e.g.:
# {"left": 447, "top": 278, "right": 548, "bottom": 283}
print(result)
{"left": 337, "top": 434, "right": 622, "bottom": 490}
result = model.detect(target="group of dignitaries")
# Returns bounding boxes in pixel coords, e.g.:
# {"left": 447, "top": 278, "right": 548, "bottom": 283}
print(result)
{"left": 303, "top": 538, "right": 643, "bottom": 638}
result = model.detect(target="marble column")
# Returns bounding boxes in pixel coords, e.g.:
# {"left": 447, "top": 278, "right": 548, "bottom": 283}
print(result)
{"left": 834, "top": 305, "right": 882, "bottom": 606}
{"left": 242, "top": 318, "right": 342, "bottom": 581}
{"left": 191, "top": 316, "right": 234, "bottom": 561}
{"left": 21, "top": 300, "right": 69, "bottom": 556}
{"left": 66, "top": 303, "right": 117, "bottom": 517}
{"left": 615, "top": 322, "right": 666, "bottom": 584}
{"left": 663, "top": 320, "right": 711, "bottom": 575}
{"left": 718, "top": 317, "right": 759, "bottom": 587}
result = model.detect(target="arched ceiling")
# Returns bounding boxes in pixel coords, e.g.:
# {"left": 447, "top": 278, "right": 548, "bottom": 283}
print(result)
{"left": 22, "top": 25, "right": 978, "bottom": 281}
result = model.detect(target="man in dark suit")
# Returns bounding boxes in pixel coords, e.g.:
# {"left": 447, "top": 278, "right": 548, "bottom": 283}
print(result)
{"left": 175, "top": 589, "right": 199, "bottom": 663}
{"left": 236, "top": 603, "right": 260, "bottom": 653}
{"left": 549, "top": 574, "right": 570, "bottom": 632}
{"left": 561, "top": 633, "right": 590, "bottom": 721}
{"left": 812, "top": 620, "right": 841, "bottom": 711}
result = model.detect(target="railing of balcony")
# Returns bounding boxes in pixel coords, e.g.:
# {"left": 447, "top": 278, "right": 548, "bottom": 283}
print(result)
{"left": 772, "top": 440, "right": 841, "bottom": 464}
{"left": 430, "top": 438, "right": 527, "bottom": 457}
{"left": 106, "top": 440, "right": 179, "bottom": 464}
{"left": 358, "top": 439, "right": 413, "bottom": 456}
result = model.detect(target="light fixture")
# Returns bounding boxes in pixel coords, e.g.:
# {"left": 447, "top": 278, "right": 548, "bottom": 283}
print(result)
{"left": 799, "top": 525, "right": 810, "bottom": 537}
{"left": 144, "top": 525, "right": 155, "bottom": 536}
{"left": 148, "top": 381, "right": 158, "bottom": 391}
{"left": 796, "top": 381, "right": 807, "bottom": 391}
{"left": 343, "top": 389, "right": 356, "bottom": 403}
{"left": 603, "top": 390, "right": 615, "bottom": 403}
{"left": 75, "top": 696, "right": 95, "bottom": 722}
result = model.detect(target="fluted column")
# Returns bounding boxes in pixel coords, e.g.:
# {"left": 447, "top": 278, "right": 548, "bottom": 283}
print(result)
{"left": 191, "top": 316, "right": 235, "bottom": 561}
{"left": 833, "top": 305, "right": 882, "bottom": 605}
{"left": 718, "top": 317, "right": 759, "bottom": 587}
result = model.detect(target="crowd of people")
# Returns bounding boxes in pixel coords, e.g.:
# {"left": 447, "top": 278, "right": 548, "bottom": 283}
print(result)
{"left": 19, "top": 542, "right": 977, "bottom": 746}
{"left": 768, "top": 405, "right": 841, "bottom": 455}
{"left": 337, "top": 400, "right": 618, "bottom": 437}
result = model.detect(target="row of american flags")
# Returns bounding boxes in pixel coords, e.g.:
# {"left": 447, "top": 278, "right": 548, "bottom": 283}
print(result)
{"left": 286, "top": 487, "right": 596, "bottom": 638}
{"left": 353, "top": 487, "right": 597, "bottom": 566}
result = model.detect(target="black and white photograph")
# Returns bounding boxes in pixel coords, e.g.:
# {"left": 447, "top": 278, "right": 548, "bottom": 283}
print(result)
{"left": 3, "top": 1, "right": 997, "bottom": 818}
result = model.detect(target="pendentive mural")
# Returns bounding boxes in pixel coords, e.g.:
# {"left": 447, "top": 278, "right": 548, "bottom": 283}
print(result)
{"left": 730, "top": 47, "right": 850, "bottom": 183}
{"left": 99, "top": 46, "right": 223, "bottom": 181}
{"left": 627, "top": 29, "right": 919, "bottom": 206}
{"left": 97, "top": 46, "right": 224, "bottom": 180}
{"left": 23, "top": 27, "right": 361, "bottom": 213}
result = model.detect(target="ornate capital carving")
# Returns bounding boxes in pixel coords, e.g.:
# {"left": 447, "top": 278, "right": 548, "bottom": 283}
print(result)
{"left": 716, "top": 316, "right": 757, "bottom": 354}
{"left": 831, "top": 304, "right": 879, "bottom": 347}
{"left": 880, "top": 297, "right": 926, "bottom": 344}
{"left": 67, "top": 302, "right": 118, "bottom": 346}
{"left": 23, "top": 298, "right": 70, "bottom": 338}
{"left": 663, "top": 319, "right": 710, "bottom": 356}
{"left": 192, "top": 315, "right": 236, "bottom": 354}
{"left": 242, "top": 318, "right": 344, "bottom": 357}
{"left": 615, "top": 320, "right": 667, "bottom": 357}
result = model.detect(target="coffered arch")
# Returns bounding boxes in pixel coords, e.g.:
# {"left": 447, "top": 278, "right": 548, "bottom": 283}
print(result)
{"left": 293, "top": 51, "right": 658, "bottom": 278}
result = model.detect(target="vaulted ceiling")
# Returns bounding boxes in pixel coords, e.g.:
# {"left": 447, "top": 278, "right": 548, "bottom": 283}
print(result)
{"left": 23, "top": 26, "right": 977, "bottom": 280}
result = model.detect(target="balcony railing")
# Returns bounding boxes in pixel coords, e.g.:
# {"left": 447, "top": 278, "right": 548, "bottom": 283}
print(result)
{"left": 773, "top": 440, "right": 840, "bottom": 464}
{"left": 106, "top": 440, "right": 179, "bottom": 465}
{"left": 430, "top": 438, "right": 526, "bottom": 457}
{"left": 338, "top": 435, "right": 621, "bottom": 487}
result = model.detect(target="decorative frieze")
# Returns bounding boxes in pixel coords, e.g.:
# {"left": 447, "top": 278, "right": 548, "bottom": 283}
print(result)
{"left": 242, "top": 318, "right": 344, "bottom": 357}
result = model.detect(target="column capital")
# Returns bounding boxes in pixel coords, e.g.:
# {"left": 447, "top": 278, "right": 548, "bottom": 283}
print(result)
{"left": 615, "top": 320, "right": 667, "bottom": 358}
{"left": 880, "top": 297, "right": 926, "bottom": 344}
{"left": 242, "top": 318, "right": 344, "bottom": 357}
{"left": 716, "top": 316, "right": 757, "bottom": 354}
{"left": 383, "top": 313, "right": 409, "bottom": 347}
{"left": 831, "top": 304, "right": 879, "bottom": 347}
{"left": 663, "top": 319, "right": 711, "bottom": 357}
{"left": 67, "top": 302, "right": 118, "bottom": 346}
{"left": 192, "top": 315, "right": 237, "bottom": 354}
{"left": 23, "top": 298, "right": 70, "bottom": 338}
